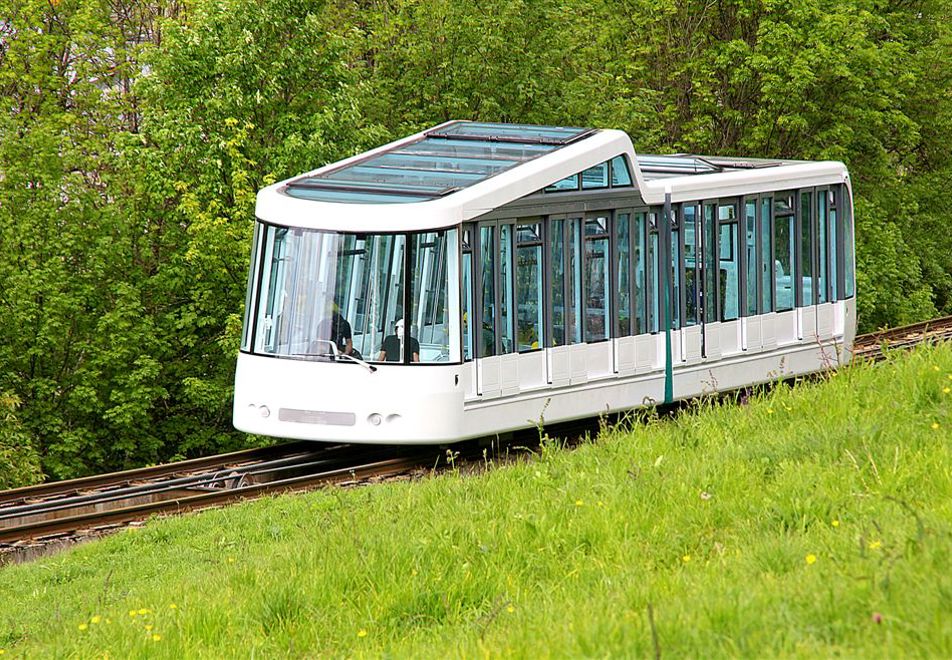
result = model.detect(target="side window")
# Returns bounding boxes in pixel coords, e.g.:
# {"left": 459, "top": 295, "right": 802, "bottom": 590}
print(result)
{"left": 516, "top": 221, "right": 544, "bottom": 351}
{"left": 843, "top": 187, "right": 855, "bottom": 298}
{"left": 800, "top": 191, "right": 814, "bottom": 306}
{"left": 817, "top": 191, "right": 829, "bottom": 304}
{"left": 774, "top": 194, "right": 795, "bottom": 311}
{"left": 543, "top": 155, "right": 633, "bottom": 194}
{"left": 647, "top": 211, "right": 660, "bottom": 333}
{"left": 633, "top": 212, "right": 648, "bottom": 334}
{"left": 682, "top": 204, "right": 700, "bottom": 326}
{"left": 583, "top": 215, "right": 610, "bottom": 341}
{"left": 611, "top": 156, "right": 633, "bottom": 187}
{"left": 829, "top": 189, "right": 839, "bottom": 301}
{"left": 461, "top": 228, "right": 474, "bottom": 361}
{"left": 550, "top": 219, "right": 566, "bottom": 345}
{"left": 567, "top": 218, "right": 583, "bottom": 344}
{"left": 581, "top": 162, "right": 609, "bottom": 190}
{"left": 499, "top": 224, "right": 515, "bottom": 354}
{"left": 478, "top": 226, "right": 496, "bottom": 357}
{"left": 670, "top": 208, "right": 681, "bottom": 330}
{"left": 745, "top": 199, "right": 758, "bottom": 317}
{"left": 760, "top": 197, "right": 774, "bottom": 313}
{"left": 719, "top": 203, "right": 739, "bottom": 321}
{"left": 703, "top": 203, "right": 718, "bottom": 325}
{"left": 615, "top": 212, "right": 632, "bottom": 336}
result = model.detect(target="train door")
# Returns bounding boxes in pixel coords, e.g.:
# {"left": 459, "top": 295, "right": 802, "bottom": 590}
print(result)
{"left": 797, "top": 190, "right": 819, "bottom": 343}
{"left": 680, "top": 204, "right": 702, "bottom": 363}
{"left": 461, "top": 224, "right": 478, "bottom": 401}
{"left": 815, "top": 188, "right": 835, "bottom": 342}
{"left": 699, "top": 201, "right": 721, "bottom": 360}
{"left": 474, "top": 222, "right": 502, "bottom": 398}
{"left": 581, "top": 213, "right": 614, "bottom": 380}
{"left": 546, "top": 215, "right": 588, "bottom": 386}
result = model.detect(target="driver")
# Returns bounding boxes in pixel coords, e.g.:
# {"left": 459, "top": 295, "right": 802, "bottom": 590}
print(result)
{"left": 316, "top": 299, "right": 353, "bottom": 356}
{"left": 378, "top": 318, "right": 420, "bottom": 362}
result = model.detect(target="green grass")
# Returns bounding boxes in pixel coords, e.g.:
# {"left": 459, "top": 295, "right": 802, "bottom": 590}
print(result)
{"left": 2, "top": 344, "right": 952, "bottom": 658}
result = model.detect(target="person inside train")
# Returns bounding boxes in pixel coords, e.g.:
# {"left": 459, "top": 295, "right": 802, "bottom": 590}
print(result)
{"left": 314, "top": 298, "right": 354, "bottom": 356}
{"left": 378, "top": 318, "right": 420, "bottom": 362}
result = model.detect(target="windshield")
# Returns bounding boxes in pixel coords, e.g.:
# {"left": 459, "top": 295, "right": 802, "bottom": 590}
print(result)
{"left": 245, "top": 224, "right": 459, "bottom": 364}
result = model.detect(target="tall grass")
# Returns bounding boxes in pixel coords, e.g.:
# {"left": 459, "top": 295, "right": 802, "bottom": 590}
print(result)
{"left": 1, "top": 344, "right": 950, "bottom": 658}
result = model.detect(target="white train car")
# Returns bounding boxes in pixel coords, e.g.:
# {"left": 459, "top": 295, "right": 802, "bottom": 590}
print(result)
{"left": 234, "top": 121, "right": 856, "bottom": 443}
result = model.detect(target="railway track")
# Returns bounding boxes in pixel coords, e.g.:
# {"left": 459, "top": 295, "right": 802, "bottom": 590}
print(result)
{"left": 4, "top": 315, "right": 951, "bottom": 564}
{"left": 852, "top": 314, "right": 952, "bottom": 361}
{"left": 0, "top": 442, "right": 449, "bottom": 564}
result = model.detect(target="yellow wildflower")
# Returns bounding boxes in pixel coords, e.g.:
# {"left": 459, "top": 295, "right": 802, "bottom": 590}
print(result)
{"left": 767, "top": 408, "right": 774, "bottom": 415}
{"left": 943, "top": 387, "right": 950, "bottom": 394}
{"left": 78, "top": 623, "right": 88, "bottom": 631}
{"left": 169, "top": 603, "right": 177, "bottom": 610}
{"left": 357, "top": 629, "right": 368, "bottom": 638}
{"left": 682, "top": 554, "right": 691, "bottom": 563}
{"left": 145, "top": 624, "right": 153, "bottom": 632}
{"left": 806, "top": 554, "right": 817, "bottom": 565}
{"left": 832, "top": 520, "right": 840, "bottom": 528}
{"left": 128, "top": 610, "right": 137, "bottom": 617}
{"left": 506, "top": 605, "right": 515, "bottom": 613}
{"left": 575, "top": 500, "right": 584, "bottom": 507}
{"left": 137, "top": 608, "right": 149, "bottom": 615}
{"left": 0, "top": 649, "right": 6, "bottom": 655}
{"left": 932, "top": 422, "right": 941, "bottom": 430}
{"left": 91, "top": 615, "right": 102, "bottom": 624}
{"left": 152, "top": 634, "right": 161, "bottom": 642}
{"left": 227, "top": 557, "right": 236, "bottom": 564}
{"left": 934, "top": 366, "right": 941, "bottom": 372}
{"left": 869, "top": 540, "right": 882, "bottom": 550}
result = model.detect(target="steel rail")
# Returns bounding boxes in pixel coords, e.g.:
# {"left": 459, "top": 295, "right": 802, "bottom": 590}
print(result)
{"left": 853, "top": 315, "right": 952, "bottom": 360}
{"left": 0, "top": 441, "right": 340, "bottom": 506}
{"left": 0, "top": 454, "right": 430, "bottom": 544}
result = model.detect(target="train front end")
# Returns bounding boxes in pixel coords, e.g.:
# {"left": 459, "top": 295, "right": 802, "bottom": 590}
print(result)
{"left": 234, "top": 213, "right": 466, "bottom": 444}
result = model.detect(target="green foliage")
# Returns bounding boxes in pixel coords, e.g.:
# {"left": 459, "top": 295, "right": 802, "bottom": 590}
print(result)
{"left": 0, "top": 392, "right": 43, "bottom": 489}
{"left": 1, "top": 0, "right": 951, "bottom": 478}
{"left": 0, "top": 344, "right": 950, "bottom": 655}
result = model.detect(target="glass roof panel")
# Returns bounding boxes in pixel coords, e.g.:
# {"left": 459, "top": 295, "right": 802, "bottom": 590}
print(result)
{"left": 637, "top": 155, "right": 719, "bottom": 174}
{"left": 361, "top": 152, "right": 516, "bottom": 176}
{"left": 324, "top": 165, "right": 484, "bottom": 192}
{"left": 285, "top": 187, "right": 431, "bottom": 204}
{"left": 284, "top": 122, "right": 600, "bottom": 205}
{"left": 428, "top": 121, "right": 591, "bottom": 144}
{"left": 396, "top": 137, "right": 554, "bottom": 161}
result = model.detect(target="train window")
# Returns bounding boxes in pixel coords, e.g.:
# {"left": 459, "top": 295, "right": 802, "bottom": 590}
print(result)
{"left": 567, "top": 218, "right": 584, "bottom": 344}
{"left": 516, "top": 221, "right": 544, "bottom": 351}
{"left": 843, "top": 188, "right": 855, "bottom": 297}
{"left": 611, "top": 156, "right": 633, "bottom": 187}
{"left": 800, "top": 191, "right": 814, "bottom": 306}
{"left": 633, "top": 213, "right": 648, "bottom": 334}
{"left": 682, "top": 204, "right": 700, "bottom": 326}
{"left": 774, "top": 195, "right": 795, "bottom": 311}
{"left": 647, "top": 212, "right": 659, "bottom": 333}
{"left": 760, "top": 197, "right": 773, "bottom": 313}
{"left": 461, "top": 229, "right": 474, "bottom": 361}
{"left": 745, "top": 200, "right": 758, "bottom": 317}
{"left": 408, "top": 230, "right": 457, "bottom": 363}
{"left": 241, "top": 223, "right": 263, "bottom": 351}
{"left": 817, "top": 191, "right": 829, "bottom": 304}
{"left": 550, "top": 219, "right": 566, "bottom": 345}
{"left": 479, "top": 226, "right": 496, "bottom": 357}
{"left": 829, "top": 189, "right": 839, "bottom": 301}
{"left": 582, "top": 162, "right": 609, "bottom": 190}
{"left": 703, "top": 203, "right": 718, "bottom": 325}
{"left": 499, "top": 224, "right": 515, "bottom": 354}
{"left": 616, "top": 212, "right": 632, "bottom": 336}
{"left": 719, "top": 204, "right": 739, "bottom": 321}
{"left": 670, "top": 208, "right": 681, "bottom": 330}
{"left": 545, "top": 174, "right": 579, "bottom": 192}
{"left": 584, "top": 215, "right": 611, "bottom": 342}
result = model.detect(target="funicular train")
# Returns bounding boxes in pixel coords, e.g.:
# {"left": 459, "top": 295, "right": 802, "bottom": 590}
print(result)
{"left": 234, "top": 121, "right": 856, "bottom": 443}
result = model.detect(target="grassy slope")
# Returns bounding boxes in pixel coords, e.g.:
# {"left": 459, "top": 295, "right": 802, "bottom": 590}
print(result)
{"left": 1, "top": 345, "right": 951, "bottom": 658}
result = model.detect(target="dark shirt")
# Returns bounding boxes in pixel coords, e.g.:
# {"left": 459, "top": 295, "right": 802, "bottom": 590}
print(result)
{"left": 317, "top": 312, "right": 351, "bottom": 353}
{"left": 381, "top": 334, "right": 420, "bottom": 362}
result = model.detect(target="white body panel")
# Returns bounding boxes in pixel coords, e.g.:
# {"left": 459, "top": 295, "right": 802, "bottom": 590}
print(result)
{"left": 234, "top": 300, "right": 855, "bottom": 444}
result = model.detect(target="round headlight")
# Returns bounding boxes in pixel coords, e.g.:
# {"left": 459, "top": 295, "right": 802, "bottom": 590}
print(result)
{"left": 368, "top": 413, "right": 382, "bottom": 426}
{"left": 259, "top": 405, "right": 271, "bottom": 418}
